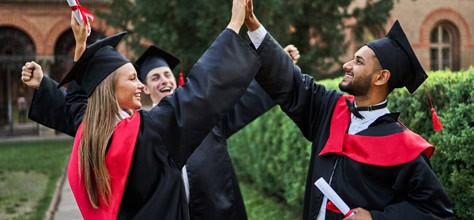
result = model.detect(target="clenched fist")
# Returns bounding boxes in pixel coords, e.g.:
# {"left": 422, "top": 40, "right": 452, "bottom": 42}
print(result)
{"left": 21, "top": 61, "right": 44, "bottom": 89}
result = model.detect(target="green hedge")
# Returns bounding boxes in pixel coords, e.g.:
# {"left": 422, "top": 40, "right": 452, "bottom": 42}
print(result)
{"left": 228, "top": 67, "right": 474, "bottom": 219}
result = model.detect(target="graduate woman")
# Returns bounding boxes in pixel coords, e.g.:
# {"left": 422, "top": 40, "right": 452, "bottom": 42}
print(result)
{"left": 34, "top": 0, "right": 259, "bottom": 219}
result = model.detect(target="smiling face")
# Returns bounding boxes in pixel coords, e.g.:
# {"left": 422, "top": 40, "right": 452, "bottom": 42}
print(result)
{"left": 143, "top": 66, "right": 177, "bottom": 104}
{"left": 339, "top": 45, "right": 382, "bottom": 96}
{"left": 114, "top": 63, "right": 144, "bottom": 111}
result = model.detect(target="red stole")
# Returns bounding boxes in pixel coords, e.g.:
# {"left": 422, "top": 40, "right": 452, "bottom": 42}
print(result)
{"left": 68, "top": 112, "right": 141, "bottom": 220}
{"left": 319, "top": 95, "right": 434, "bottom": 166}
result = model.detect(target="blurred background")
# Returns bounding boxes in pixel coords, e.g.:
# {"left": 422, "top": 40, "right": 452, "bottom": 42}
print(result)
{"left": 0, "top": 0, "right": 473, "bottom": 135}
{"left": 0, "top": 0, "right": 472, "bottom": 219}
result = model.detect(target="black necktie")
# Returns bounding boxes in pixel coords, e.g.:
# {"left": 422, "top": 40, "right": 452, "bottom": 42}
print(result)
{"left": 345, "top": 99, "right": 364, "bottom": 119}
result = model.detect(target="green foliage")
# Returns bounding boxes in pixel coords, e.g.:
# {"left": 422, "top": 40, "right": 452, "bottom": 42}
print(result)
{"left": 240, "top": 181, "right": 300, "bottom": 220}
{"left": 98, "top": 0, "right": 393, "bottom": 79}
{"left": 229, "top": 68, "right": 473, "bottom": 218}
{"left": 228, "top": 107, "right": 310, "bottom": 211}
{"left": 428, "top": 69, "right": 473, "bottom": 220}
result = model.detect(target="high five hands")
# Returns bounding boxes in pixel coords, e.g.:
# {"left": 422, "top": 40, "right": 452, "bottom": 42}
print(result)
{"left": 228, "top": 0, "right": 248, "bottom": 33}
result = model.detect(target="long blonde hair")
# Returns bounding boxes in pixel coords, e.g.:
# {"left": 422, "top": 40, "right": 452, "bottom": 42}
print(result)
{"left": 79, "top": 71, "right": 120, "bottom": 208}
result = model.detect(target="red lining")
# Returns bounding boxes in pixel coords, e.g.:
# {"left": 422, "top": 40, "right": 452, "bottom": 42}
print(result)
{"left": 68, "top": 112, "right": 141, "bottom": 219}
{"left": 319, "top": 95, "right": 433, "bottom": 166}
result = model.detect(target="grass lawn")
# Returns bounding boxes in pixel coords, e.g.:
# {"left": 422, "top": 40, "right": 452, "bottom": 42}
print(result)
{"left": 0, "top": 139, "right": 299, "bottom": 219}
{"left": 240, "top": 182, "right": 301, "bottom": 220}
{"left": 0, "top": 140, "right": 72, "bottom": 220}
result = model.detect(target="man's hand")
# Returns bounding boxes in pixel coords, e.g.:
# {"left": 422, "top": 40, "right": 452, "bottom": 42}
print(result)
{"left": 244, "top": 0, "right": 260, "bottom": 31}
{"left": 284, "top": 44, "right": 300, "bottom": 64}
{"left": 227, "top": 0, "right": 248, "bottom": 34}
{"left": 71, "top": 12, "right": 89, "bottom": 61}
{"left": 342, "top": 208, "right": 373, "bottom": 220}
{"left": 21, "top": 61, "right": 44, "bottom": 90}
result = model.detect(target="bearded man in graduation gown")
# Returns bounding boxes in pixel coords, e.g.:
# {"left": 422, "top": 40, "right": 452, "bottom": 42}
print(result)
{"left": 243, "top": 1, "right": 453, "bottom": 219}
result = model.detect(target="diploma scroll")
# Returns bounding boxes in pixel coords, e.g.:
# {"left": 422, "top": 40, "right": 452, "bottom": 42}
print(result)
{"left": 66, "top": 0, "right": 94, "bottom": 35}
{"left": 315, "top": 177, "right": 354, "bottom": 217}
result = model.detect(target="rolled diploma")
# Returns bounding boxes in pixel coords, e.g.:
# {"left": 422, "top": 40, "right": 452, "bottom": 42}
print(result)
{"left": 315, "top": 177, "right": 354, "bottom": 217}
{"left": 66, "top": 0, "right": 84, "bottom": 26}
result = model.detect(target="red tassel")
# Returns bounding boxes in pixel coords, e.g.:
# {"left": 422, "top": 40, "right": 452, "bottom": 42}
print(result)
{"left": 178, "top": 72, "right": 185, "bottom": 87}
{"left": 424, "top": 75, "right": 443, "bottom": 132}
{"left": 431, "top": 107, "right": 443, "bottom": 131}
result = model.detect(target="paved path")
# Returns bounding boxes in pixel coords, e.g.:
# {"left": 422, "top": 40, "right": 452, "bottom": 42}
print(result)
{"left": 53, "top": 177, "right": 82, "bottom": 220}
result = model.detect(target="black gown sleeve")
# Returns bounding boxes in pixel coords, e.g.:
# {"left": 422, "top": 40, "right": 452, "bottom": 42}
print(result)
{"left": 65, "top": 80, "right": 88, "bottom": 132}
{"left": 220, "top": 80, "right": 275, "bottom": 138}
{"left": 146, "top": 29, "right": 261, "bottom": 168}
{"left": 28, "top": 76, "right": 75, "bottom": 136}
{"left": 254, "top": 33, "right": 341, "bottom": 140}
{"left": 370, "top": 155, "right": 454, "bottom": 220}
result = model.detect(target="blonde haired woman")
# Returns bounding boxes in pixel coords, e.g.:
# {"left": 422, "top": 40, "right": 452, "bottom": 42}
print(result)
{"left": 23, "top": 0, "right": 260, "bottom": 219}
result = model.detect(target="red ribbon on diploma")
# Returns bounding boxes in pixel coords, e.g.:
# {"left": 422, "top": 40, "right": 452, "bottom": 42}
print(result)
{"left": 327, "top": 201, "right": 354, "bottom": 217}
{"left": 70, "top": 0, "right": 94, "bottom": 25}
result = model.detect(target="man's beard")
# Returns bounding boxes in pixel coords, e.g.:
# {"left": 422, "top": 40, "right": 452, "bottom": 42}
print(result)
{"left": 339, "top": 73, "right": 372, "bottom": 96}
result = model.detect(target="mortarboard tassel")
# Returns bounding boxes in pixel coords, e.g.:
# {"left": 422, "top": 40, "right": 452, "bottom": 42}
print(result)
{"left": 424, "top": 76, "right": 443, "bottom": 131}
{"left": 431, "top": 107, "right": 443, "bottom": 131}
{"left": 178, "top": 72, "right": 185, "bottom": 87}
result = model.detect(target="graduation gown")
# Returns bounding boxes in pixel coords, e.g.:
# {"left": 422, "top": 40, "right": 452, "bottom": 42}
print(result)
{"left": 29, "top": 74, "right": 274, "bottom": 220}
{"left": 254, "top": 32, "right": 454, "bottom": 220}
{"left": 64, "top": 29, "right": 261, "bottom": 220}
{"left": 28, "top": 77, "right": 76, "bottom": 136}
{"left": 186, "top": 80, "right": 274, "bottom": 220}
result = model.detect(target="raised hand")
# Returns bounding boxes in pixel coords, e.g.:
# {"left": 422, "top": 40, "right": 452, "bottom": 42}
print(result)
{"left": 244, "top": 0, "right": 260, "bottom": 31}
{"left": 228, "top": 0, "right": 248, "bottom": 33}
{"left": 21, "top": 61, "right": 44, "bottom": 89}
{"left": 70, "top": 12, "right": 89, "bottom": 61}
{"left": 284, "top": 44, "right": 301, "bottom": 64}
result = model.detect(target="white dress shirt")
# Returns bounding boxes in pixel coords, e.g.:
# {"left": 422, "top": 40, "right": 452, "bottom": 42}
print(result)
{"left": 348, "top": 100, "right": 390, "bottom": 134}
{"left": 247, "top": 25, "right": 268, "bottom": 49}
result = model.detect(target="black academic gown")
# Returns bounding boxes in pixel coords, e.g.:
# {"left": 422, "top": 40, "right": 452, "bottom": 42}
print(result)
{"left": 28, "top": 29, "right": 272, "bottom": 220}
{"left": 254, "top": 33, "right": 454, "bottom": 220}
{"left": 29, "top": 78, "right": 75, "bottom": 136}
{"left": 64, "top": 29, "right": 261, "bottom": 220}
{"left": 30, "top": 78, "right": 274, "bottom": 220}
{"left": 186, "top": 80, "right": 274, "bottom": 220}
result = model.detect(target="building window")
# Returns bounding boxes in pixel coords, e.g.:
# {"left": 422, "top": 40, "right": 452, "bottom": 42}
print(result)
{"left": 52, "top": 29, "right": 104, "bottom": 81}
{"left": 430, "top": 22, "right": 460, "bottom": 71}
{"left": 0, "top": 27, "right": 35, "bottom": 128}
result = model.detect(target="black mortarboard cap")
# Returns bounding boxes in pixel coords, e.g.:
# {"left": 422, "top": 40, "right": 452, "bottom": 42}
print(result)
{"left": 57, "top": 32, "right": 130, "bottom": 97}
{"left": 367, "top": 20, "right": 427, "bottom": 94}
{"left": 134, "top": 46, "right": 181, "bottom": 83}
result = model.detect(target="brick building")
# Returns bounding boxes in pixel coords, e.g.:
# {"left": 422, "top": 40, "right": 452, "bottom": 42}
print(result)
{"left": 348, "top": 0, "right": 474, "bottom": 71}
{"left": 0, "top": 0, "right": 123, "bottom": 134}
{"left": 0, "top": 0, "right": 473, "bottom": 135}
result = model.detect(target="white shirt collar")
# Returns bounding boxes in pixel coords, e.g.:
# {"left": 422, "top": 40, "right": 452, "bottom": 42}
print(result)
{"left": 115, "top": 110, "right": 132, "bottom": 125}
{"left": 348, "top": 100, "right": 389, "bottom": 134}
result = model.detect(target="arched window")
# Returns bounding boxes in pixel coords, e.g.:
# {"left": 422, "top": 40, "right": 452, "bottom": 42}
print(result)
{"left": 430, "top": 22, "right": 460, "bottom": 71}
{"left": 52, "top": 29, "right": 104, "bottom": 81}
{"left": 0, "top": 27, "right": 35, "bottom": 128}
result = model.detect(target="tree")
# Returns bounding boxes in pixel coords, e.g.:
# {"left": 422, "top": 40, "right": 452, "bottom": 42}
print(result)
{"left": 98, "top": 0, "right": 393, "bottom": 79}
